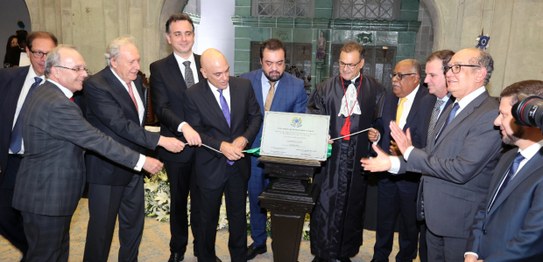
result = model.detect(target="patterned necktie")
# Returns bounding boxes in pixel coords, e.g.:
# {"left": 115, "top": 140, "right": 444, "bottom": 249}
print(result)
{"left": 427, "top": 99, "right": 445, "bottom": 145}
{"left": 264, "top": 81, "right": 275, "bottom": 111}
{"left": 127, "top": 82, "right": 139, "bottom": 111}
{"left": 218, "top": 89, "right": 234, "bottom": 165}
{"left": 435, "top": 102, "right": 459, "bottom": 141}
{"left": 488, "top": 152, "right": 525, "bottom": 210}
{"left": 396, "top": 97, "right": 407, "bottom": 123}
{"left": 183, "top": 61, "right": 195, "bottom": 88}
{"left": 10, "top": 77, "right": 43, "bottom": 153}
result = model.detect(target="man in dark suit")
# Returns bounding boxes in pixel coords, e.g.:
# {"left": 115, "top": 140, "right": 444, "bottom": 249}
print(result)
{"left": 371, "top": 59, "right": 434, "bottom": 262}
{"left": 465, "top": 80, "right": 543, "bottom": 262}
{"left": 12, "top": 45, "right": 163, "bottom": 262}
{"left": 0, "top": 31, "right": 57, "bottom": 259}
{"left": 417, "top": 49, "right": 455, "bottom": 262}
{"left": 239, "top": 38, "right": 308, "bottom": 260}
{"left": 184, "top": 48, "right": 262, "bottom": 262}
{"left": 149, "top": 13, "right": 203, "bottom": 262}
{"left": 82, "top": 36, "right": 184, "bottom": 262}
{"left": 362, "top": 48, "right": 501, "bottom": 261}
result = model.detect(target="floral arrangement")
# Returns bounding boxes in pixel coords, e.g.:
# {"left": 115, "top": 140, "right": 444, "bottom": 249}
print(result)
{"left": 144, "top": 169, "right": 311, "bottom": 240}
{"left": 143, "top": 169, "right": 171, "bottom": 222}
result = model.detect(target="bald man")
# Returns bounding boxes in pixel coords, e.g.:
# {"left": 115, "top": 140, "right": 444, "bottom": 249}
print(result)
{"left": 184, "top": 48, "right": 262, "bottom": 262}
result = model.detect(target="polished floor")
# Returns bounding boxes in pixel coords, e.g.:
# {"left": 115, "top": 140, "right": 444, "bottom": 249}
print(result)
{"left": 0, "top": 199, "right": 411, "bottom": 261}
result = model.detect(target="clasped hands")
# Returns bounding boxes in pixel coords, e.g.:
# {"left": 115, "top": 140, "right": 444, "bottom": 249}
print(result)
{"left": 220, "top": 136, "right": 248, "bottom": 161}
{"left": 360, "top": 121, "right": 413, "bottom": 172}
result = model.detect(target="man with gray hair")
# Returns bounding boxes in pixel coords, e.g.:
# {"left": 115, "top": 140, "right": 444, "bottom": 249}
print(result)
{"left": 82, "top": 36, "right": 184, "bottom": 261}
{"left": 12, "top": 45, "right": 164, "bottom": 261}
{"left": 362, "top": 48, "right": 501, "bottom": 261}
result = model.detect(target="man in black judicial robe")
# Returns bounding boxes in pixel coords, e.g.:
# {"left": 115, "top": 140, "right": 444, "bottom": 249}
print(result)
{"left": 307, "top": 41, "right": 385, "bottom": 261}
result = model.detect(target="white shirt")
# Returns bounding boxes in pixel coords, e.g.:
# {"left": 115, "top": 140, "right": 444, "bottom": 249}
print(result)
{"left": 109, "top": 67, "right": 144, "bottom": 124}
{"left": 174, "top": 53, "right": 200, "bottom": 133}
{"left": 10, "top": 65, "right": 44, "bottom": 154}
{"left": 173, "top": 52, "right": 200, "bottom": 85}
{"left": 209, "top": 81, "right": 231, "bottom": 111}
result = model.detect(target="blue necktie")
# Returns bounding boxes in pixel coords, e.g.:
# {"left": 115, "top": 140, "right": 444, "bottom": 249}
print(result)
{"left": 435, "top": 102, "right": 459, "bottom": 141}
{"left": 488, "top": 152, "right": 525, "bottom": 210}
{"left": 218, "top": 89, "right": 234, "bottom": 165}
{"left": 10, "top": 77, "right": 43, "bottom": 153}
{"left": 218, "top": 89, "right": 230, "bottom": 127}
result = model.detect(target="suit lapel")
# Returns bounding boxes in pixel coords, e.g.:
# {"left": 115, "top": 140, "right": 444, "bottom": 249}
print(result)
{"left": 165, "top": 54, "right": 186, "bottom": 90}
{"left": 103, "top": 68, "right": 140, "bottom": 122}
{"left": 433, "top": 92, "right": 489, "bottom": 149}
{"left": 404, "top": 87, "right": 426, "bottom": 128}
{"left": 489, "top": 149, "right": 543, "bottom": 213}
{"left": 203, "top": 81, "right": 231, "bottom": 132}
{"left": 253, "top": 70, "right": 265, "bottom": 112}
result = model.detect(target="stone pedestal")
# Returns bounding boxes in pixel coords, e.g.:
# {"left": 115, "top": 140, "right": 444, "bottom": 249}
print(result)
{"left": 258, "top": 156, "right": 320, "bottom": 262}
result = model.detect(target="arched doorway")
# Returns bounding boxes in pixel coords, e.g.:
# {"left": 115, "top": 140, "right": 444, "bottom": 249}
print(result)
{"left": 0, "top": 0, "right": 31, "bottom": 67}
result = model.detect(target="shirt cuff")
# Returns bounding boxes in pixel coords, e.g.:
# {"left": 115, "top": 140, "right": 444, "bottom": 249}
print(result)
{"left": 388, "top": 156, "right": 401, "bottom": 174}
{"left": 404, "top": 146, "right": 415, "bottom": 160}
{"left": 177, "top": 121, "right": 187, "bottom": 133}
{"left": 464, "top": 252, "right": 479, "bottom": 259}
{"left": 134, "top": 154, "right": 146, "bottom": 172}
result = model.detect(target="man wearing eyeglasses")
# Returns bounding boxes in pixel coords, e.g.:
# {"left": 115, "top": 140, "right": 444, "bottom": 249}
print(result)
{"left": 361, "top": 48, "right": 501, "bottom": 261}
{"left": 0, "top": 31, "right": 57, "bottom": 260}
{"left": 12, "top": 44, "right": 164, "bottom": 262}
{"left": 370, "top": 59, "right": 434, "bottom": 262}
{"left": 239, "top": 38, "right": 308, "bottom": 260}
{"left": 82, "top": 36, "right": 185, "bottom": 262}
{"left": 308, "top": 41, "right": 385, "bottom": 261}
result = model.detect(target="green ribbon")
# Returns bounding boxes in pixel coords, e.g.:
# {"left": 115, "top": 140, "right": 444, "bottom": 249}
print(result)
{"left": 243, "top": 144, "right": 332, "bottom": 158}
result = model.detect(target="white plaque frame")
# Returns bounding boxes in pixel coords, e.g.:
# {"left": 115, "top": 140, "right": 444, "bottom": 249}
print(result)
{"left": 260, "top": 112, "right": 330, "bottom": 161}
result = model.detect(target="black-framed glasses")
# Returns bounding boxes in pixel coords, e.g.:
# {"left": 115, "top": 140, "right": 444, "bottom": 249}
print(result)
{"left": 54, "top": 65, "right": 90, "bottom": 74}
{"left": 390, "top": 72, "right": 416, "bottom": 80}
{"left": 444, "top": 64, "right": 481, "bottom": 74}
{"left": 29, "top": 50, "right": 49, "bottom": 58}
{"left": 339, "top": 60, "right": 361, "bottom": 69}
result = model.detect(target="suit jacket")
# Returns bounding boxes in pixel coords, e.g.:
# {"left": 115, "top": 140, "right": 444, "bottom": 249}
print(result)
{"left": 149, "top": 53, "right": 203, "bottom": 162}
{"left": 239, "top": 69, "right": 307, "bottom": 148}
{"left": 12, "top": 81, "right": 140, "bottom": 216}
{"left": 184, "top": 77, "right": 262, "bottom": 189}
{"left": 467, "top": 147, "right": 543, "bottom": 261}
{"left": 0, "top": 66, "right": 29, "bottom": 187}
{"left": 401, "top": 91, "right": 501, "bottom": 238}
{"left": 378, "top": 86, "right": 434, "bottom": 153}
{"left": 83, "top": 67, "right": 160, "bottom": 185}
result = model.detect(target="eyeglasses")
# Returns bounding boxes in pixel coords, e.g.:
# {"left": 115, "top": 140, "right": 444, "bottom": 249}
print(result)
{"left": 444, "top": 64, "right": 480, "bottom": 74}
{"left": 390, "top": 72, "right": 417, "bottom": 80}
{"left": 339, "top": 60, "right": 361, "bottom": 69}
{"left": 54, "top": 65, "right": 90, "bottom": 74}
{"left": 29, "top": 50, "right": 49, "bottom": 58}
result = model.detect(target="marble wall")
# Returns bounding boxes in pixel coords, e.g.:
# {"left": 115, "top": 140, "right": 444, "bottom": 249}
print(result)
{"left": 23, "top": 0, "right": 542, "bottom": 94}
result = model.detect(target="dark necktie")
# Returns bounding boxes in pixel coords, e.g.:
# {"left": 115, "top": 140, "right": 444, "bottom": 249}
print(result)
{"left": 10, "top": 77, "right": 43, "bottom": 153}
{"left": 488, "top": 152, "right": 525, "bottom": 210}
{"left": 435, "top": 102, "right": 459, "bottom": 141}
{"left": 427, "top": 99, "right": 445, "bottom": 145}
{"left": 183, "top": 61, "right": 195, "bottom": 88}
{"left": 218, "top": 89, "right": 234, "bottom": 165}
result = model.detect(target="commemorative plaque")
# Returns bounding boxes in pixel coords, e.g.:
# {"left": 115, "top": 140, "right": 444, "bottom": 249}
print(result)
{"left": 259, "top": 111, "right": 330, "bottom": 161}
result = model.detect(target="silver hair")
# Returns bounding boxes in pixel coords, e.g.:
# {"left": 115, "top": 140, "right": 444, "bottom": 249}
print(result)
{"left": 104, "top": 36, "right": 136, "bottom": 66}
{"left": 44, "top": 44, "right": 78, "bottom": 77}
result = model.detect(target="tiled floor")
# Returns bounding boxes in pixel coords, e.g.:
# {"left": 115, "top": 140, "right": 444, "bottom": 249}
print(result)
{"left": 0, "top": 199, "right": 411, "bottom": 261}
